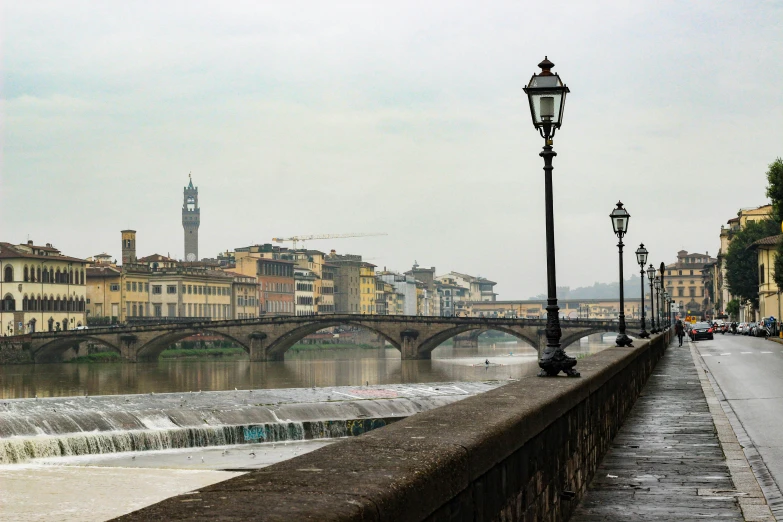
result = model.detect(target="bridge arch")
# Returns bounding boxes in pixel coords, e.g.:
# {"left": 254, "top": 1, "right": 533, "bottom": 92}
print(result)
{"left": 417, "top": 325, "right": 539, "bottom": 357}
{"left": 136, "top": 328, "right": 251, "bottom": 361}
{"left": 32, "top": 335, "right": 122, "bottom": 363}
{"left": 264, "top": 320, "right": 401, "bottom": 360}
{"left": 559, "top": 327, "right": 639, "bottom": 350}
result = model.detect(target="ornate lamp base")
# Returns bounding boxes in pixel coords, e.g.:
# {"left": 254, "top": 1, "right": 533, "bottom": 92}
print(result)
{"left": 538, "top": 346, "right": 580, "bottom": 377}
{"left": 615, "top": 333, "right": 633, "bottom": 347}
{"left": 639, "top": 329, "right": 650, "bottom": 339}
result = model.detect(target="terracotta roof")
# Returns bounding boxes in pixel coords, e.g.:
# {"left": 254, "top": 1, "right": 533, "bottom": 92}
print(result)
{"left": 0, "top": 242, "right": 87, "bottom": 263}
{"left": 749, "top": 234, "right": 783, "bottom": 249}
{"left": 86, "top": 266, "right": 122, "bottom": 277}
{"left": 138, "top": 254, "right": 177, "bottom": 263}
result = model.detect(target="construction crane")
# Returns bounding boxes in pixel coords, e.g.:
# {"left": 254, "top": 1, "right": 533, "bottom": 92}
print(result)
{"left": 272, "top": 232, "right": 388, "bottom": 250}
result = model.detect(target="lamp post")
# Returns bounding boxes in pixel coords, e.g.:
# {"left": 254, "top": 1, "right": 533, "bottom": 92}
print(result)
{"left": 659, "top": 262, "right": 667, "bottom": 330}
{"left": 647, "top": 264, "right": 657, "bottom": 333}
{"left": 654, "top": 276, "right": 661, "bottom": 332}
{"left": 523, "top": 57, "right": 578, "bottom": 377}
{"left": 610, "top": 202, "right": 633, "bottom": 347}
{"left": 636, "top": 244, "right": 649, "bottom": 338}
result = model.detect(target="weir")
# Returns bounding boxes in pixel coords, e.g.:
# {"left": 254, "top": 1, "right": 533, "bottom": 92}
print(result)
{"left": 0, "top": 382, "right": 499, "bottom": 464}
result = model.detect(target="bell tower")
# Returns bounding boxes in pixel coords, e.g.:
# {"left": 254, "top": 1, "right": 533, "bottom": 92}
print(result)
{"left": 182, "top": 173, "right": 200, "bottom": 262}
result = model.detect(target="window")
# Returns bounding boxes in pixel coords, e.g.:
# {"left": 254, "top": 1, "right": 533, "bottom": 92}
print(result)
{"left": 167, "top": 303, "right": 177, "bottom": 317}
{"left": 188, "top": 285, "right": 192, "bottom": 294}
{"left": 678, "top": 288, "right": 684, "bottom": 297}
{"left": 152, "top": 285, "right": 162, "bottom": 294}
{"left": 154, "top": 304, "right": 162, "bottom": 317}
{"left": 167, "top": 285, "right": 177, "bottom": 294}
{"left": 110, "top": 283, "right": 120, "bottom": 292}
{"left": 760, "top": 264, "right": 766, "bottom": 284}
{"left": 126, "top": 282, "right": 131, "bottom": 291}
{"left": 132, "top": 282, "right": 137, "bottom": 292}
{"left": 690, "top": 270, "right": 694, "bottom": 275}
{"left": 144, "top": 283, "right": 149, "bottom": 292}
{"left": 678, "top": 270, "right": 682, "bottom": 275}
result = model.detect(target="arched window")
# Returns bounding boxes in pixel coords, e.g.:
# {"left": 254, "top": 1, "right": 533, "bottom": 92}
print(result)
{"left": 55, "top": 269, "right": 61, "bottom": 284}
{"left": 42, "top": 269, "right": 49, "bottom": 283}
{"left": 24, "top": 266, "right": 29, "bottom": 282}
{"left": 3, "top": 294, "right": 15, "bottom": 312}
{"left": 22, "top": 295, "right": 28, "bottom": 311}
{"left": 68, "top": 297, "right": 74, "bottom": 311}
{"left": 49, "top": 268, "right": 54, "bottom": 283}
{"left": 36, "top": 267, "right": 41, "bottom": 282}
{"left": 4, "top": 266, "right": 13, "bottom": 282}
{"left": 69, "top": 269, "right": 74, "bottom": 284}
{"left": 55, "top": 297, "right": 61, "bottom": 311}
{"left": 80, "top": 270, "right": 85, "bottom": 285}
{"left": 80, "top": 297, "right": 85, "bottom": 312}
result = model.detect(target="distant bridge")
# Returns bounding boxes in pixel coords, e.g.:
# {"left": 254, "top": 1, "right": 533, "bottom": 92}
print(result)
{"left": 25, "top": 315, "right": 641, "bottom": 363}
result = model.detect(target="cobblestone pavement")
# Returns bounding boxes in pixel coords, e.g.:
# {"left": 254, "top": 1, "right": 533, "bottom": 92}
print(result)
{"left": 571, "top": 342, "right": 745, "bottom": 521}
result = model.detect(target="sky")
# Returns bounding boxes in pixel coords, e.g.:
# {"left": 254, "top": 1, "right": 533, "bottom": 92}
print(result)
{"left": 1, "top": 1, "right": 781, "bottom": 299}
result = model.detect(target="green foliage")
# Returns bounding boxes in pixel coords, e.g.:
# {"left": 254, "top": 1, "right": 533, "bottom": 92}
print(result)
{"left": 725, "top": 219, "right": 779, "bottom": 306}
{"left": 726, "top": 299, "right": 740, "bottom": 319}
{"left": 774, "top": 241, "right": 783, "bottom": 290}
{"left": 160, "top": 347, "right": 246, "bottom": 359}
{"left": 69, "top": 352, "right": 122, "bottom": 363}
{"left": 765, "top": 158, "right": 783, "bottom": 223}
{"left": 289, "top": 343, "right": 378, "bottom": 351}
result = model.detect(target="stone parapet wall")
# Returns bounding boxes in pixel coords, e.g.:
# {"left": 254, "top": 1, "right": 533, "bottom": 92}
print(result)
{"left": 116, "top": 331, "right": 671, "bottom": 522}
{"left": 0, "top": 340, "right": 33, "bottom": 364}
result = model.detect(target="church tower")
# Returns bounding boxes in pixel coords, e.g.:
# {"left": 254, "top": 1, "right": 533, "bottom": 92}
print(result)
{"left": 182, "top": 173, "right": 200, "bottom": 262}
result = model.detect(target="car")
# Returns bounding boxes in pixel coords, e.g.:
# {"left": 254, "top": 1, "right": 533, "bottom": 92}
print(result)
{"left": 746, "top": 322, "right": 757, "bottom": 336}
{"left": 690, "top": 322, "right": 714, "bottom": 341}
{"left": 74, "top": 325, "right": 88, "bottom": 330}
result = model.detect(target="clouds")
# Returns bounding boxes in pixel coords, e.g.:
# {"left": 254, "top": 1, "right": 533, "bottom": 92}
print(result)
{"left": 1, "top": 1, "right": 782, "bottom": 297}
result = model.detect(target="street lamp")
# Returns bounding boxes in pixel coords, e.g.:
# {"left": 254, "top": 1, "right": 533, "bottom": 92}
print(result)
{"left": 654, "top": 276, "right": 661, "bottom": 333}
{"left": 610, "top": 201, "right": 633, "bottom": 347}
{"left": 647, "top": 264, "right": 657, "bottom": 333}
{"left": 635, "top": 244, "right": 649, "bottom": 338}
{"left": 523, "top": 57, "right": 578, "bottom": 377}
{"left": 659, "top": 262, "right": 667, "bottom": 329}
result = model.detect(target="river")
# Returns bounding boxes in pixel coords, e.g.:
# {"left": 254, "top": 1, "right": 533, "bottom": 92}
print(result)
{"left": 0, "top": 336, "right": 613, "bottom": 521}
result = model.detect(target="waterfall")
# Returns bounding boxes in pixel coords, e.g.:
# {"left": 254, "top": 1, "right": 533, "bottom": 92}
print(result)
{"left": 0, "top": 419, "right": 394, "bottom": 464}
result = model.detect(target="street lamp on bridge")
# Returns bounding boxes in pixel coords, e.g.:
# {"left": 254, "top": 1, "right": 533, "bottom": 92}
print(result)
{"left": 659, "top": 262, "right": 667, "bottom": 329}
{"left": 654, "top": 275, "right": 661, "bottom": 333}
{"left": 610, "top": 202, "right": 633, "bottom": 347}
{"left": 647, "top": 264, "right": 658, "bottom": 333}
{"left": 522, "top": 57, "right": 578, "bottom": 377}
{"left": 635, "top": 244, "right": 650, "bottom": 338}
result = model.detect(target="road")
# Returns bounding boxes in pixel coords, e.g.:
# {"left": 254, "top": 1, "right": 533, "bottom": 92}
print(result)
{"left": 693, "top": 332, "right": 783, "bottom": 514}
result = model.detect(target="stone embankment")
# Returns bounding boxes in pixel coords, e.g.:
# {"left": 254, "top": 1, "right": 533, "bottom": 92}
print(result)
{"left": 117, "top": 332, "right": 672, "bottom": 522}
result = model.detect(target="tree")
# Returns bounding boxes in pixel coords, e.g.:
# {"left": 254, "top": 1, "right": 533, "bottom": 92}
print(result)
{"left": 726, "top": 299, "right": 740, "bottom": 320}
{"left": 765, "top": 157, "right": 783, "bottom": 223}
{"left": 725, "top": 219, "right": 779, "bottom": 308}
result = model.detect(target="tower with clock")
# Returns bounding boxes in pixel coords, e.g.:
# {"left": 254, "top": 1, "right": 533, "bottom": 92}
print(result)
{"left": 182, "top": 173, "right": 200, "bottom": 262}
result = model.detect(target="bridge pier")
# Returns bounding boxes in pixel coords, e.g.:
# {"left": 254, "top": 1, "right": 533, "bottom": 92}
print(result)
{"left": 400, "top": 329, "right": 423, "bottom": 360}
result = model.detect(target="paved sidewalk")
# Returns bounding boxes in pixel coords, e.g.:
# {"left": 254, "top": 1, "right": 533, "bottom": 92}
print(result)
{"left": 571, "top": 342, "right": 745, "bottom": 521}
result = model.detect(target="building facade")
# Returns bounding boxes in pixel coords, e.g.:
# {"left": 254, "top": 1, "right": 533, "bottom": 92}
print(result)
{"left": 750, "top": 234, "right": 782, "bottom": 321}
{"left": 664, "top": 250, "right": 717, "bottom": 320}
{"left": 294, "top": 268, "right": 317, "bottom": 316}
{"left": 1, "top": 241, "right": 88, "bottom": 334}
{"left": 328, "top": 252, "right": 362, "bottom": 314}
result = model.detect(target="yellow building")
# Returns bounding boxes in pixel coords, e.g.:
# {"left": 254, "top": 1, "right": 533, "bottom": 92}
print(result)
{"left": 1, "top": 240, "right": 88, "bottom": 334}
{"left": 87, "top": 231, "right": 234, "bottom": 323}
{"left": 360, "top": 262, "right": 377, "bottom": 314}
{"left": 751, "top": 234, "right": 782, "bottom": 321}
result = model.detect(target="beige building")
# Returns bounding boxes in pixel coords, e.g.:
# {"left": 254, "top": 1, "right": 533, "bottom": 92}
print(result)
{"left": 1, "top": 241, "right": 87, "bottom": 334}
{"left": 224, "top": 271, "right": 259, "bottom": 319}
{"left": 663, "top": 250, "right": 717, "bottom": 320}
{"left": 327, "top": 251, "right": 362, "bottom": 314}
{"left": 87, "top": 231, "right": 234, "bottom": 323}
{"left": 750, "top": 234, "right": 782, "bottom": 321}
{"left": 468, "top": 298, "right": 645, "bottom": 321}
{"left": 717, "top": 204, "right": 773, "bottom": 318}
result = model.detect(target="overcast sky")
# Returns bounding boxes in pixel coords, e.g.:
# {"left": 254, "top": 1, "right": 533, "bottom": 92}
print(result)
{"left": 1, "top": 1, "right": 781, "bottom": 299}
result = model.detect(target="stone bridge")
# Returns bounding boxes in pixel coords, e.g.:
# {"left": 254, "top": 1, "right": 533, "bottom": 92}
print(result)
{"left": 25, "top": 315, "right": 641, "bottom": 363}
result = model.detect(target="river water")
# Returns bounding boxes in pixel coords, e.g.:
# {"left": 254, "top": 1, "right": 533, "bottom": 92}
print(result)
{"left": 0, "top": 338, "right": 611, "bottom": 399}
{"left": 0, "top": 336, "right": 613, "bottom": 521}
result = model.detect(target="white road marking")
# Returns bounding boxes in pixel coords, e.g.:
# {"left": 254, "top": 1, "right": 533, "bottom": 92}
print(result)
{"left": 761, "top": 351, "right": 773, "bottom": 354}
{"left": 720, "top": 353, "right": 732, "bottom": 356}
{"left": 741, "top": 352, "right": 753, "bottom": 354}
{"left": 702, "top": 354, "right": 713, "bottom": 357}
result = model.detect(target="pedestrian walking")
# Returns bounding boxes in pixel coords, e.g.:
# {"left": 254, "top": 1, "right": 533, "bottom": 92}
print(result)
{"left": 675, "top": 319, "right": 685, "bottom": 347}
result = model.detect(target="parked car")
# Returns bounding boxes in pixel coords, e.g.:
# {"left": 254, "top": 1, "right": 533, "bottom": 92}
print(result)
{"left": 746, "top": 322, "right": 757, "bottom": 336}
{"left": 690, "top": 322, "right": 714, "bottom": 341}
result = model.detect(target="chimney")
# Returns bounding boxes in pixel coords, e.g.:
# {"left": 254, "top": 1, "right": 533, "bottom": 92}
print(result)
{"left": 27, "top": 240, "right": 33, "bottom": 246}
